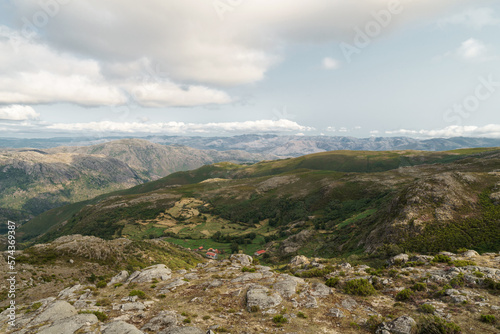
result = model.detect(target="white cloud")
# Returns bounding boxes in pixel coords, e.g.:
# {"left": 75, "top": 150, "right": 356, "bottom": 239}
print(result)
{"left": 322, "top": 57, "right": 340, "bottom": 70}
{"left": 386, "top": 124, "right": 500, "bottom": 138}
{"left": 0, "top": 27, "right": 231, "bottom": 107}
{"left": 47, "top": 119, "right": 314, "bottom": 134}
{"left": 326, "top": 126, "right": 336, "bottom": 132}
{"left": 438, "top": 7, "right": 499, "bottom": 30}
{"left": 338, "top": 127, "right": 348, "bottom": 133}
{"left": 9, "top": 0, "right": 457, "bottom": 87}
{"left": 457, "top": 38, "right": 488, "bottom": 61}
{"left": 0, "top": 105, "right": 39, "bottom": 121}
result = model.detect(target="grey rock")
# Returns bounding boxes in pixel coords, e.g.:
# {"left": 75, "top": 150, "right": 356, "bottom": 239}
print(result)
{"left": 246, "top": 285, "right": 282, "bottom": 310}
{"left": 389, "top": 254, "right": 409, "bottom": 265}
{"left": 208, "top": 279, "right": 224, "bottom": 288}
{"left": 328, "top": 308, "right": 344, "bottom": 318}
{"left": 38, "top": 313, "right": 98, "bottom": 334}
{"left": 159, "top": 327, "right": 204, "bottom": 334}
{"left": 161, "top": 278, "right": 189, "bottom": 291}
{"left": 461, "top": 250, "right": 479, "bottom": 258}
{"left": 303, "top": 295, "right": 318, "bottom": 308}
{"left": 142, "top": 311, "right": 177, "bottom": 331}
{"left": 103, "top": 321, "right": 144, "bottom": 334}
{"left": 184, "top": 273, "right": 199, "bottom": 280}
{"left": 231, "top": 273, "right": 263, "bottom": 283}
{"left": 230, "top": 254, "right": 253, "bottom": 266}
{"left": 450, "top": 295, "right": 468, "bottom": 304}
{"left": 376, "top": 316, "right": 416, "bottom": 334}
{"left": 30, "top": 301, "right": 77, "bottom": 326}
{"left": 108, "top": 270, "right": 129, "bottom": 286}
{"left": 309, "top": 282, "right": 332, "bottom": 297}
{"left": 274, "top": 279, "right": 298, "bottom": 298}
{"left": 341, "top": 297, "right": 358, "bottom": 311}
{"left": 58, "top": 284, "right": 83, "bottom": 299}
{"left": 121, "top": 302, "right": 146, "bottom": 311}
{"left": 127, "top": 264, "right": 172, "bottom": 283}
{"left": 289, "top": 255, "right": 310, "bottom": 267}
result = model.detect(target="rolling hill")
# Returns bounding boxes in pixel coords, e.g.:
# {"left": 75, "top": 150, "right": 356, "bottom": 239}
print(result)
{"left": 16, "top": 147, "right": 500, "bottom": 258}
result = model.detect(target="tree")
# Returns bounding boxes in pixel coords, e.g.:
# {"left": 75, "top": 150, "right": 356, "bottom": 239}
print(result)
{"left": 230, "top": 242, "right": 239, "bottom": 254}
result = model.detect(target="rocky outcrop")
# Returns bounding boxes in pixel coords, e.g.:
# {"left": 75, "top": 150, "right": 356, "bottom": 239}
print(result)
{"left": 246, "top": 285, "right": 282, "bottom": 311}
{"left": 127, "top": 264, "right": 172, "bottom": 283}
{"left": 376, "top": 316, "right": 416, "bottom": 334}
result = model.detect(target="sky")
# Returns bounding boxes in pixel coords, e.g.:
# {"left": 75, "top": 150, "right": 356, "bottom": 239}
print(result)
{"left": 0, "top": 0, "right": 499, "bottom": 139}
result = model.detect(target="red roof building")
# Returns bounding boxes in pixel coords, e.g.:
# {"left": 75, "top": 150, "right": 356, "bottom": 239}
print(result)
{"left": 254, "top": 250, "right": 266, "bottom": 256}
{"left": 206, "top": 252, "right": 217, "bottom": 259}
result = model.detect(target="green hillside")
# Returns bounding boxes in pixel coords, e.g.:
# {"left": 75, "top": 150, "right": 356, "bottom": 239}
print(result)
{"left": 16, "top": 148, "right": 500, "bottom": 258}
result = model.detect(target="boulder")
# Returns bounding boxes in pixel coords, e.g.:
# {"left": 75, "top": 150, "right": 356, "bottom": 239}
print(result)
{"left": 274, "top": 279, "right": 298, "bottom": 298}
{"left": 389, "top": 254, "right": 409, "bottom": 265}
{"left": 341, "top": 297, "right": 358, "bottom": 311}
{"left": 58, "top": 284, "right": 83, "bottom": 299}
{"left": 103, "top": 321, "right": 144, "bottom": 334}
{"left": 289, "top": 255, "right": 310, "bottom": 267}
{"left": 38, "top": 313, "right": 98, "bottom": 334}
{"left": 109, "top": 270, "right": 129, "bottom": 286}
{"left": 142, "top": 311, "right": 177, "bottom": 332}
{"left": 231, "top": 273, "right": 263, "bottom": 283}
{"left": 327, "top": 308, "right": 344, "bottom": 318}
{"left": 121, "top": 302, "right": 146, "bottom": 311}
{"left": 161, "top": 278, "right": 189, "bottom": 292}
{"left": 30, "top": 301, "right": 77, "bottom": 326}
{"left": 302, "top": 295, "right": 318, "bottom": 308}
{"left": 246, "top": 285, "right": 282, "bottom": 310}
{"left": 230, "top": 254, "right": 253, "bottom": 266}
{"left": 160, "top": 327, "right": 204, "bottom": 334}
{"left": 127, "top": 264, "right": 171, "bottom": 283}
{"left": 376, "top": 316, "right": 416, "bottom": 334}
{"left": 461, "top": 250, "right": 479, "bottom": 258}
{"left": 309, "top": 282, "right": 332, "bottom": 297}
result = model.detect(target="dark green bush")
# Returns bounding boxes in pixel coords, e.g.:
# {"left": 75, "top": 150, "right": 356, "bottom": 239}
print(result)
{"left": 325, "top": 277, "right": 340, "bottom": 288}
{"left": 412, "top": 283, "right": 427, "bottom": 292}
{"left": 129, "top": 290, "right": 146, "bottom": 299}
{"left": 419, "top": 304, "right": 435, "bottom": 314}
{"left": 480, "top": 314, "right": 496, "bottom": 324}
{"left": 344, "top": 279, "right": 376, "bottom": 296}
{"left": 395, "top": 289, "right": 414, "bottom": 301}
{"left": 272, "top": 314, "right": 288, "bottom": 324}
{"left": 417, "top": 316, "right": 461, "bottom": 334}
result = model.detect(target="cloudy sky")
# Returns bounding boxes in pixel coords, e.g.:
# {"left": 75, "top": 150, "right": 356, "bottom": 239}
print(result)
{"left": 0, "top": 0, "right": 499, "bottom": 138}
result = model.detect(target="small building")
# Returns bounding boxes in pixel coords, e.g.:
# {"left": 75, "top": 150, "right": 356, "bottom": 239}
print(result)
{"left": 198, "top": 246, "right": 204, "bottom": 251}
{"left": 206, "top": 252, "right": 217, "bottom": 260}
{"left": 254, "top": 250, "right": 266, "bottom": 256}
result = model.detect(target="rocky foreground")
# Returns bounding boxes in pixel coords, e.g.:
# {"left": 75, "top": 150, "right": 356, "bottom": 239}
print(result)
{"left": 1, "top": 238, "right": 500, "bottom": 333}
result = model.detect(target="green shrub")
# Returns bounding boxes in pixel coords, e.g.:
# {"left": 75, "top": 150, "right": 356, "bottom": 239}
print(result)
{"left": 480, "top": 314, "right": 496, "bottom": 324}
{"left": 295, "top": 266, "right": 335, "bottom": 278}
{"left": 297, "top": 311, "right": 307, "bottom": 318}
{"left": 113, "top": 283, "right": 123, "bottom": 288}
{"left": 412, "top": 283, "right": 427, "bottom": 292}
{"left": 419, "top": 304, "right": 435, "bottom": 314}
{"left": 452, "top": 260, "right": 475, "bottom": 267}
{"left": 272, "top": 314, "right": 288, "bottom": 324}
{"left": 450, "top": 273, "right": 465, "bottom": 288}
{"left": 395, "top": 289, "right": 414, "bottom": 301}
{"left": 483, "top": 278, "right": 500, "bottom": 291}
{"left": 325, "top": 277, "right": 340, "bottom": 288}
{"left": 183, "top": 318, "right": 191, "bottom": 324}
{"left": 203, "top": 315, "right": 211, "bottom": 320}
{"left": 344, "top": 279, "right": 376, "bottom": 296}
{"left": 95, "top": 280, "right": 107, "bottom": 289}
{"left": 473, "top": 271, "right": 484, "bottom": 278}
{"left": 432, "top": 255, "right": 452, "bottom": 264}
{"left": 129, "top": 290, "right": 146, "bottom": 299}
{"left": 417, "top": 316, "right": 461, "bottom": 334}
{"left": 242, "top": 266, "right": 256, "bottom": 273}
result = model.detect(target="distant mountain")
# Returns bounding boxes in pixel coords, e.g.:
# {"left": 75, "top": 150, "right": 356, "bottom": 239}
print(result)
{"left": 2, "top": 135, "right": 500, "bottom": 157}
{"left": 0, "top": 139, "right": 270, "bottom": 222}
